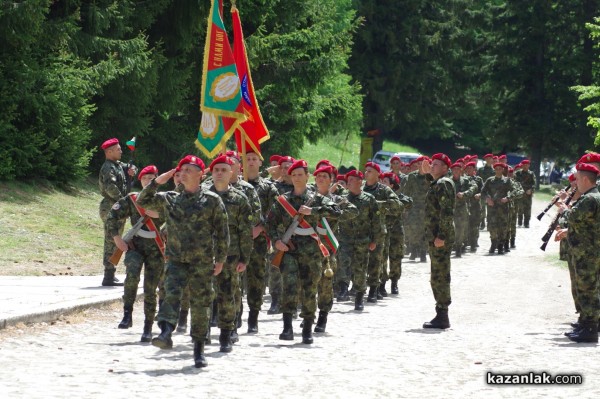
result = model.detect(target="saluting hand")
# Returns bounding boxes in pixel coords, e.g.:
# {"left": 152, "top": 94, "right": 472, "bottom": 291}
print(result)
{"left": 213, "top": 262, "right": 224, "bottom": 276}
{"left": 155, "top": 169, "right": 176, "bottom": 185}
{"left": 236, "top": 262, "right": 247, "bottom": 273}
{"left": 434, "top": 237, "right": 445, "bottom": 248}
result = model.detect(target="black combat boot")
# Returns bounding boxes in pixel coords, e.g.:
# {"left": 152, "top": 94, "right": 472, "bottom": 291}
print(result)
{"left": 367, "top": 286, "right": 378, "bottom": 303}
{"left": 568, "top": 321, "right": 598, "bottom": 343}
{"left": 517, "top": 215, "right": 523, "bottom": 226}
{"left": 409, "top": 252, "right": 417, "bottom": 261}
{"left": 151, "top": 321, "right": 174, "bottom": 349}
{"left": 118, "top": 306, "right": 133, "bottom": 329}
{"left": 420, "top": 251, "right": 427, "bottom": 263}
{"left": 209, "top": 300, "right": 218, "bottom": 327}
{"left": 102, "top": 268, "right": 124, "bottom": 286}
{"left": 355, "top": 292, "right": 365, "bottom": 311}
{"left": 564, "top": 324, "right": 582, "bottom": 337}
{"left": 204, "top": 326, "right": 211, "bottom": 345}
{"left": 302, "top": 319, "right": 314, "bottom": 344}
{"left": 194, "top": 340, "right": 208, "bottom": 368}
{"left": 455, "top": 247, "right": 462, "bottom": 258}
{"left": 391, "top": 279, "right": 399, "bottom": 295}
{"left": 489, "top": 241, "right": 496, "bottom": 254}
{"left": 504, "top": 241, "right": 510, "bottom": 253}
{"left": 237, "top": 303, "right": 243, "bottom": 329}
{"left": 279, "top": 313, "right": 294, "bottom": 341}
{"left": 337, "top": 281, "right": 350, "bottom": 302}
{"left": 470, "top": 242, "right": 477, "bottom": 252}
{"left": 379, "top": 282, "right": 388, "bottom": 297}
{"left": 230, "top": 325, "right": 239, "bottom": 344}
{"left": 376, "top": 286, "right": 384, "bottom": 300}
{"left": 524, "top": 219, "right": 530, "bottom": 228}
{"left": 423, "top": 308, "right": 450, "bottom": 329}
{"left": 510, "top": 237, "right": 516, "bottom": 249}
{"left": 497, "top": 243, "right": 504, "bottom": 255}
{"left": 140, "top": 320, "right": 153, "bottom": 342}
{"left": 480, "top": 221, "right": 485, "bottom": 230}
{"left": 219, "top": 329, "right": 233, "bottom": 352}
{"left": 267, "top": 295, "right": 281, "bottom": 315}
{"left": 176, "top": 309, "right": 188, "bottom": 333}
{"left": 247, "top": 309, "right": 259, "bottom": 333}
{"left": 314, "top": 311, "right": 328, "bottom": 333}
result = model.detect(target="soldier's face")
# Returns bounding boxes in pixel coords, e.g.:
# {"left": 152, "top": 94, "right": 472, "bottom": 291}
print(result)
{"left": 246, "top": 153, "right": 262, "bottom": 172}
{"left": 522, "top": 164, "right": 529, "bottom": 171}
{"left": 281, "top": 162, "right": 293, "bottom": 176}
{"left": 382, "top": 177, "right": 392, "bottom": 187}
{"left": 364, "top": 167, "right": 379, "bottom": 183}
{"left": 314, "top": 172, "right": 332, "bottom": 191}
{"left": 451, "top": 167, "right": 462, "bottom": 178}
{"left": 465, "top": 166, "right": 475, "bottom": 176}
{"left": 391, "top": 160, "right": 401, "bottom": 171}
{"left": 347, "top": 176, "right": 362, "bottom": 194}
{"left": 140, "top": 174, "right": 156, "bottom": 188}
{"left": 180, "top": 164, "right": 203, "bottom": 188}
{"left": 230, "top": 160, "right": 241, "bottom": 177}
{"left": 494, "top": 166, "right": 504, "bottom": 176}
{"left": 105, "top": 144, "right": 122, "bottom": 161}
{"left": 212, "top": 164, "right": 233, "bottom": 184}
{"left": 290, "top": 168, "right": 309, "bottom": 186}
{"left": 485, "top": 157, "right": 493, "bottom": 165}
{"left": 431, "top": 160, "right": 448, "bottom": 179}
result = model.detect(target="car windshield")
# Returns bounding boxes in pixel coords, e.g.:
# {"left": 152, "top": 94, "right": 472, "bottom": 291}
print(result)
{"left": 374, "top": 153, "right": 393, "bottom": 162}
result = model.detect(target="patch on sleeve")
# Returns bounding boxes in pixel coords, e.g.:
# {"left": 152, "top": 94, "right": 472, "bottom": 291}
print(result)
{"left": 112, "top": 203, "right": 121, "bottom": 210}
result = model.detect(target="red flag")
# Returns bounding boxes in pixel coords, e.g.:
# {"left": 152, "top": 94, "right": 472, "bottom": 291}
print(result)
{"left": 232, "top": 5, "right": 270, "bottom": 159}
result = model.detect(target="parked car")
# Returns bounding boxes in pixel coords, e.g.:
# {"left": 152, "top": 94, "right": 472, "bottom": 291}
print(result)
{"left": 371, "top": 150, "right": 421, "bottom": 172}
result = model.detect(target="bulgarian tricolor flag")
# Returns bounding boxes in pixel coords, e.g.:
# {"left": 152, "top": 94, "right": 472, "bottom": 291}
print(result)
{"left": 196, "top": 0, "right": 246, "bottom": 158}
{"left": 126, "top": 137, "right": 136, "bottom": 151}
{"left": 232, "top": 5, "right": 270, "bottom": 159}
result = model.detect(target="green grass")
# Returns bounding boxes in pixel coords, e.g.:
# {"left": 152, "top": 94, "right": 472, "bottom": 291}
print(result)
{"left": 298, "top": 133, "right": 419, "bottom": 170}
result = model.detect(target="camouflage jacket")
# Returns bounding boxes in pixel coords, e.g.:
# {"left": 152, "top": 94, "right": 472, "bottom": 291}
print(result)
{"left": 515, "top": 169, "right": 536, "bottom": 193}
{"left": 106, "top": 193, "right": 166, "bottom": 252}
{"left": 565, "top": 187, "right": 600, "bottom": 256}
{"left": 273, "top": 179, "right": 296, "bottom": 195}
{"left": 99, "top": 160, "right": 128, "bottom": 202}
{"left": 451, "top": 175, "right": 477, "bottom": 215}
{"left": 466, "top": 175, "right": 484, "bottom": 207}
{"left": 477, "top": 165, "right": 494, "bottom": 183}
{"left": 363, "top": 181, "right": 403, "bottom": 236}
{"left": 402, "top": 171, "right": 429, "bottom": 210}
{"left": 338, "top": 191, "right": 382, "bottom": 244}
{"left": 230, "top": 177, "right": 262, "bottom": 225}
{"left": 247, "top": 175, "right": 279, "bottom": 222}
{"left": 425, "top": 175, "right": 456, "bottom": 243}
{"left": 266, "top": 189, "right": 341, "bottom": 250}
{"left": 137, "top": 180, "right": 229, "bottom": 264}
{"left": 325, "top": 192, "right": 359, "bottom": 230}
{"left": 481, "top": 176, "right": 524, "bottom": 207}
{"left": 386, "top": 189, "right": 413, "bottom": 227}
{"left": 208, "top": 185, "right": 254, "bottom": 264}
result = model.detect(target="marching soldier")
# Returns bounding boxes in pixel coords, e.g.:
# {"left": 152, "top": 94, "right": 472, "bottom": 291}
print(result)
{"left": 98, "top": 138, "right": 136, "bottom": 286}
{"left": 507, "top": 167, "right": 524, "bottom": 249}
{"left": 450, "top": 163, "right": 477, "bottom": 257}
{"left": 106, "top": 165, "right": 165, "bottom": 342}
{"left": 464, "top": 161, "right": 483, "bottom": 251}
{"left": 266, "top": 160, "right": 341, "bottom": 344}
{"left": 421, "top": 153, "right": 455, "bottom": 329}
{"left": 514, "top": 159, "right": 536, "bottom": 228}
{"left": 402, "top": 156, "right": 430, "bottom": 262}
{"left": 137, "top": 155, "right": 229, "bottom": 368}
{"left": 477, "top": 154, "right": 495, "bottom": 230}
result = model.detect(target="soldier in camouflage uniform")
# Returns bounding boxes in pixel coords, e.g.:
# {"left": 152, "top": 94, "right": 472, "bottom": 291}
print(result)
{"left": 477, "top": 154, "right": 495, "bottom": 230}
{"left": 363, "top": 162, "right": 403, "bottom": 302}
{"left": 450, "top": 163, "right": 477, "bottom": 257}
{"left": 515, "top": 160, "right": 536, "bottom": 228}
{"left": 98, "top": 138, "right": 136, "bottom": 286}
{"left": 336, "top": 170, "right": 381, "bottom": 310}
{"left": 464, "top": 162, "right": 483, "bottom": 252}
{"left": 137, "top": 155, "right": 229, "bottom": 368}
{"left": 205, "top": 155, "right": 254, "bottom": 353}
{"left": 313, "top": 165, "right": 358, "bottom": 331}
{"left": 266, "top": 160, "right": 341, "bottom": 344}
{"left": 402, "top": 157, "right": 431, "bottom": 262}
{"left": 107, "top": 165, "right": 165, "bottom": 343}
{"left": 381, "top": 172, "right": 413, "bottom": 294}
{"left": 555, "top": 162, "right": 600, "bottom": 343}
{"left": 421, "top": 154, "right": 455, "bottom": 329}
{"left": 481, "top": 163, "right": 524, "bottom": 254}
{"left": 507, "top": 167, "right": 524, "bottom": 249}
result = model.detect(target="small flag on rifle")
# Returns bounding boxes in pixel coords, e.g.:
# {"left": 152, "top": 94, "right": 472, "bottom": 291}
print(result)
{"left": 126, "top": 137, "right": 136, "bottom": 151}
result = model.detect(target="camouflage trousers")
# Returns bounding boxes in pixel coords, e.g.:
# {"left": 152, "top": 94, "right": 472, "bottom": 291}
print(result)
{"left": 572, "top": 253, "right": 600, "bottom": 323}
{"left": 122, "top": 238, "right": 164, "bottom": 321}
{"left": 317, "top": 255, "right": 337, "bottom": 313}
{"left": 566, "top": 250, "right": 581, "bottom": 313}
{"left": 367, "top": 240, "right": 385, "bottom": 287}
{"left": 508, "top": 204, "right": 517, "bottom": 242}
{"left": 215, "top": 255, "right": 241, "bottom": 330}
{"left": 453, "top": 210, "right": 469, "bottom": 251}
{"left": 156, "top": 259, "right": 214, "bottom": 342}
{"left": 467, "top": 201, "right": 481, "bottom": 247}
{"left": 247, "top": 235, "right": 269, "bottom": 311}
{"left": 280, "top": 240, "right": 322, "bottom": 321}
{"left": 385, "top": 225, "right": 405, "bottom": 281}
{"left": 428, "top": 242, "right": 452, "bottom": 310}
{"left": 405, "top": 210, "right": 427, "bottom": 255}
{"left": 99, "top": 199, "right": 125, "bottom": 272}
{"left": 517, "top": 194, "right": 533, "bottom": 224}
{"left": 480, "top": 198, "right": 487, "bottom": 225}
{"left": 338, "top": 240, "right": 370, "bottom": 293}
{"left": 487, "top": 204, "right": 509, "bottom": 243}
{"left": 268, "top": 259, "right": 283, "bottom": 300}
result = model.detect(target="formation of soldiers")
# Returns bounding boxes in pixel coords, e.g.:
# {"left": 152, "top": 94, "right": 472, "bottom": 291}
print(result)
{"left": 98, "top": 137, "right": 600, "bottom": 368}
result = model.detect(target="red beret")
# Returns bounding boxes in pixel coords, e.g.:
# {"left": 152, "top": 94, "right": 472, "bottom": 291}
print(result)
{"left": 521, "top": 159, "right": 530, "bottom": 165}
{"left": 568, "top": 174, "right": 576, "bottom": 182}
{"left": 138, "top": 165, "right": 158, "bottom": 180}
{"left": 450, "top": 162, "right": 462, "bottom": 169}
{"left": 493, "top": 162, "right": 508, "bottom": 169}
{"left": 209, "top": 155, "right": 234, "bottom": 171}
{"left": 498, "top": 155, "right": 507, "bottom": 161}
{"left": 483, "top": 153, "right": 494, "bottom": 159}
{"left": 269, "top": 155, "right": 282, "bottom": 163}
{"left": 508, "top": 167, "right": 514, "bottom": 173}
{"left": 383, "top": 172, "right": 399, "bottom": 185}
{"left": 346, "top": 170, "right": 364, "bottom": 180}
{"left": 225, "top": 150, "right": 240, "bottom": 162}
{"left": 365, "top": 162, "right": 381, "bottom": 173}
{"left": 415, "top": 156, "right": 428, "bottom": 163}
{"left": 493, "top": 156, "right": 499, "bottom": 161}
{"left": 278, "top": 155, "right": 295, "bottom": 165}
{"left": 287, "top": 159, "right": 308, "bottom": 175}
{"left": 175, "top": 166, "right": 181, "bottom": 173}
{"left": 101, "top": 138, "right": 119, "bottom": 150}
{"left": 432, "top": 153, "right": 452, "bottom": 168}
{"left": 313, "top": 165, "right": 335, "bottom": 177}
{"left": 336, "top": 174, "right": 347, "bottom": 182}
{"left": 316, "top": 159, "right": 332, "bottom": 169}
{"left": 577, "top": 153, "right": 600, "bottom": 164}
{"left": 576, "top": 162, "right": 600, "bottom": 175}
{"left": 390, "top": 155, "right": 401, "bottom": 163}
{"left": 177, "top": 155, "right": 205, "bottom": 172}
{"left": 465, "top": 161, "right": 477, "bottom": 168}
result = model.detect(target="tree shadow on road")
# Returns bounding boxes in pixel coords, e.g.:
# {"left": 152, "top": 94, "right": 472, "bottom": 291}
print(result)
{"left": 404, "top": 328, "right": 448, "bottom": 334}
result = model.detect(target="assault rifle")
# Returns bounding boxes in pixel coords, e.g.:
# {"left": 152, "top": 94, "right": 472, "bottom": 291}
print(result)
{"left": 271, "top": 195, "right": 316, "bottom": 268}
{"left": 540, "top": 187, "right": 576, "bottom": 251}
{"left": 109, "top": 215, "right": 150, "bottom": 265}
